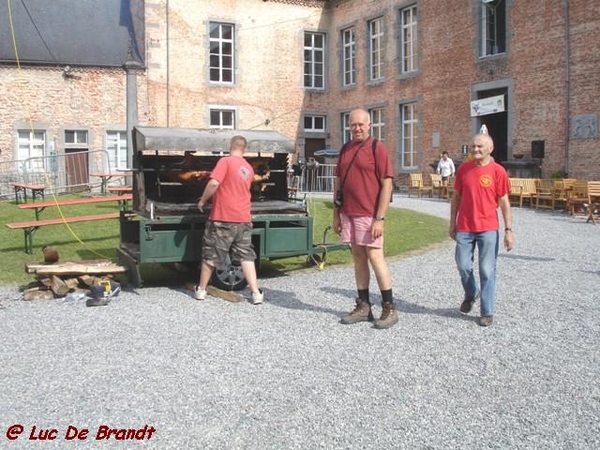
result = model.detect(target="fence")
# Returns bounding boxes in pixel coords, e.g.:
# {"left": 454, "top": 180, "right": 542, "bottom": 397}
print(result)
{"left": 0, "top": 150, "right": 115, "bottom": 199}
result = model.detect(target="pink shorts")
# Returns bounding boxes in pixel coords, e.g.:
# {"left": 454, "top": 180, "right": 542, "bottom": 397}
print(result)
{"left": 340, "top": 214, "right": 384, "bottom": 248}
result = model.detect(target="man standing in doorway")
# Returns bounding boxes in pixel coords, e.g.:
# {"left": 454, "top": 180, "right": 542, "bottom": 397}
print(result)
{"left": 333, "top": 108, "right": 397, "bottom": 329}
{"left": 449, "top": 133, "right": 514, "bottom": 326}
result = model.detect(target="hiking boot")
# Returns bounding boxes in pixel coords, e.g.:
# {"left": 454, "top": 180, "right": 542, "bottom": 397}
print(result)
{"left": 374, "top": 302, "right": 399, "bottom": 329}
{"left": 460, "top": 291, "right": 480, "bottom": 314}
{"left": 251, "top": 289, "right": 264, "bottom": 305}
{"left": 479, "top": 315, "right": 494, "bottom": 327}
{"left": 194, "top": 285, "right": 207, "bottom": 301}
{"left": 340, "top": 299, "right": 374, "bottom": 324}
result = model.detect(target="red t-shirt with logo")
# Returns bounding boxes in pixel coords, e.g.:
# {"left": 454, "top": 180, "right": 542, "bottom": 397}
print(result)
{"left": 209, "top": 156, "right": 254, "bottom": 223}
{"left": 454, "top": 160, "right": 510, "bottom": 232}
{"left": 335, "top": 137, "right": 394, "bottom": 217}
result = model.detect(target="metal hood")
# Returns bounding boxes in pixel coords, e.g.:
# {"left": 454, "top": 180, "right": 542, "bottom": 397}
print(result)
{"left": 133, "top": 126, "right": 296, "bottom": 154}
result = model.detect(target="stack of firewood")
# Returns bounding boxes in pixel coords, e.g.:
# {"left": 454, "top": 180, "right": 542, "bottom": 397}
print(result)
{"left": 22, "top": 259, "right": 126, "bottom": 301}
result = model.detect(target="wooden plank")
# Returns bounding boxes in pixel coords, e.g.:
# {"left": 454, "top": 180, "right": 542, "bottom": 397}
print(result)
{"left": 26, "top": 259, "right": 119, "bottom": 273}
{"left": 29, "top": 260, "right": 127, "bottom": 277}
{"left": 185, "top": 283, "right": 245, "bottom": 302}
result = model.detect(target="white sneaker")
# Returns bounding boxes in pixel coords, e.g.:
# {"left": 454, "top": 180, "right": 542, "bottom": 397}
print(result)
{"left": 194, "top": 285, "right": 207, "bottom": 301}
{"left": 251, "top": 289, "right": 264, "bottom": 305}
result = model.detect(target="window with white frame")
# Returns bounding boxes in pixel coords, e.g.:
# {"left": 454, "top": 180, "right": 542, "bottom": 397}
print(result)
{"left": 341, "top": 112, "right": 351, "bottom": 144}
{"left": 210, "top": 109, "right": 236, "bottom": 129}
{"left": 368, "top": 17, "right": 384, "bottom": 81}
{"left": 18, "top": 130, "right": 46, "bottom": 171}
{"left": 304, "top": 32, "right": 325, "bottom": 89}
{"left": 401, "top": 5, "right": 418, "bottom": 73}
{"left": 209, "top": 22, "right": 235, "bottom": 83}
{"left": 304, "top": 115, "right": 326, "bottom": 133}
{"left": 369, "top": 108, "right": 385, "bottom": 141}
{"left": 64, "top": 130, "right": 88, "bottom": 146}
{"left": 341, "top": 27, "right": 356, "bottom": 86}
{"left": 106, "top": 130, "right": 127, "bottom": 171}
{"left": 400, "top": 103, "right": 419, "bottom": 169}
{"left": 481, "top": 0, "right": 506, "bottom": 57}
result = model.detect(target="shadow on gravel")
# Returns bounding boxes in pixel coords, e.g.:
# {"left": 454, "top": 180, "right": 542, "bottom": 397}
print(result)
{"left": 396, "top": 298, "right": 477, "bottom": 322}
{"left": 314, "top": 286, "right": 477, "bottom": 323}
{"left": 264, "top": 287, "right": 344, "bottom": 318}
{"left": 500, "top": 253, "right": 555, "bottom": 262}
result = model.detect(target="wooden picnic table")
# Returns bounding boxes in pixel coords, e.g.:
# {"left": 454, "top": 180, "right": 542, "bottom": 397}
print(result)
{"left": 90, "top": 172, "right": 132, "bottom": 194}
{"left": 13, "top": 183, "right": 45, "bottom": 204}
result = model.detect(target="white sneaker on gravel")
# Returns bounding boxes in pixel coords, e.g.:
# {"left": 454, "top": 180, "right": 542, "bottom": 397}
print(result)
{"left": 194, "top": 285, "right": 207, "bottom": 301}
{"left": 251, "top": 289, "right": 264, "bottom": 305}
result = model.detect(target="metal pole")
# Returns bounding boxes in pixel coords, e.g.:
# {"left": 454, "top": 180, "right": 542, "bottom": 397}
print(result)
{"left": 124, "top": 52, "right": 142, "bottom": 170}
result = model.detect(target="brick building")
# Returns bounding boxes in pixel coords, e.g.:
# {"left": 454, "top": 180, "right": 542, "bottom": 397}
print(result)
{"left": 0, "top": 0, "right": 598, "bottom": 191}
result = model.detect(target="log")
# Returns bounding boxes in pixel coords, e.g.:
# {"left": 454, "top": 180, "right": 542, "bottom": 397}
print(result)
{"left": 23, "top": 289, "right": 55, "bottom": 301}
{"left": 50, "top": 275, "right": 70, "bottom": 297}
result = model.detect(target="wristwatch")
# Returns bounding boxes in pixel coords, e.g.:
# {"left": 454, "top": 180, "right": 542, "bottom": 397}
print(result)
{"left": 375, "top": 215, "right": 385, "bottom": 221}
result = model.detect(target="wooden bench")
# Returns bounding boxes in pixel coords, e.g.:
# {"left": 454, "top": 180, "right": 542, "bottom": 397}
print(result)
{"left": 18, "top": 194, "right": 132, "bottom": 220}
{"left": 13, "top": 183, "right": 45, "bottom": 204}
{"left": 106, "top": 186, "right": 133, "bottom": 195}
{"left": 6, "top": 212, "right": 122, "bottom": 254}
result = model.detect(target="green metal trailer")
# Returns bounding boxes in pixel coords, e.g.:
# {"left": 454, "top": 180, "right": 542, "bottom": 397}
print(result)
{"left": 117, "top": 126, "right": 348, "bottom": 289}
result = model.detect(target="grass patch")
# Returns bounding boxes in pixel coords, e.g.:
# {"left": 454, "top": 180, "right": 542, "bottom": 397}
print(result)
{"left": 0, "top": 196, "right": 449, "bottom": 286}
{"left": 259, "top": 197, "right": 449, "bottom": 276}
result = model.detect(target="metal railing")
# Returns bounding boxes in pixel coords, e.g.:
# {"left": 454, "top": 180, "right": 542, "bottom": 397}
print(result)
{"left": 0, "top": 150, "right": 113, "bottom": 199}
{"left": 288, "top": 163, "right": 337, "bottom": 194}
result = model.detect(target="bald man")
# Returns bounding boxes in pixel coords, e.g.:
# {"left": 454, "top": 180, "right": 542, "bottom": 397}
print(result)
{"left": 333, "top": 108, "right": 397, "bottom": 329}
{"left": 449, "top": 133, "right": 514, "bottom": 327}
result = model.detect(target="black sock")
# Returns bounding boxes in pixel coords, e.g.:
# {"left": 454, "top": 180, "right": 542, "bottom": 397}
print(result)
{"left": 358, "top": 289, "right": 370, "bottom": 304}
{"left": 381, "top": 289, "right": 393, "bottom": 304}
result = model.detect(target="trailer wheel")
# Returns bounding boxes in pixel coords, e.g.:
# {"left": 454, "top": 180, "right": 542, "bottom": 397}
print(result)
{"left": 212, "top": 256, "right": 248, "bottom": 291}
{"left": 307, "top": 253, "right": 322, "bottom": 267}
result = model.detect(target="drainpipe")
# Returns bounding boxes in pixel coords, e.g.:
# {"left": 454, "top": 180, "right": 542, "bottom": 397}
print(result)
{"left": 564, "top": 0, "right": 571, "bottom": 175}
{"left": 166, "top": 0, "right": 170, "bottom": 127}
{"left": 125, "top": 46, "right": 142, "bottom": 170}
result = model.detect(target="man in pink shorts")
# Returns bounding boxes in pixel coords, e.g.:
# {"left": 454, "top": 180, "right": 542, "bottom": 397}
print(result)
{"left": 333, "top": 108, "right": 397, "bottom": 329}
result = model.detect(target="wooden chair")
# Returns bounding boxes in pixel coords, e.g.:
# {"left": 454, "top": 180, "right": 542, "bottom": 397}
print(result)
{"left": 585, "top": 181, "right": 600, "bottom": 224}
{"left": 407, "top": 174, "right": 421, "bottom": 198}
{"left": 567, "top": 180, "right": 588, "bottom": 216}
{"left": 407, "top": 173, "right": 433, "bottom": 198}
{"left": 535, "top": 179, "right": 557, "bottom": 210}
{"left": 445, "top": 175, "right": 455, "bottom": 200}
{"left": 509, "top": 178, "right": 525, "bottom": 208}
{"left": 552, "top": 178, "right": 576, "bottom": 211}
{"left": 430, "top": 174, "right": 444, "bottom": 198}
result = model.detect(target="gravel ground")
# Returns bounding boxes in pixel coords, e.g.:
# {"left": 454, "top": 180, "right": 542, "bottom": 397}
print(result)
{"left": 1, "top": 194, "right": 599, "bottom": 450}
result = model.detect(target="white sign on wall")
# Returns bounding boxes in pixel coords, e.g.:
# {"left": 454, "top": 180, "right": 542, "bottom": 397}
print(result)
{"left": 470, "top": 95, "right": 505, "bottom": 117}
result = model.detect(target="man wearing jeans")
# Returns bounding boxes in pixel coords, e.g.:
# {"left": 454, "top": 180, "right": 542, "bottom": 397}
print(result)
{"left": 449, "top": 133, "right": 514, "bottom": 326}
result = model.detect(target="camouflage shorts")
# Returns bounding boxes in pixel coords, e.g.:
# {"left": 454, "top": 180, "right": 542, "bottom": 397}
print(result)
{"left": 201, "top": 221, "right": 256, "bottom": 268}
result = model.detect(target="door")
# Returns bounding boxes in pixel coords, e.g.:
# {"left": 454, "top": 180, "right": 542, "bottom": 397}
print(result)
{"left": 65, "top": 150, "right": 89, "bottom": 192}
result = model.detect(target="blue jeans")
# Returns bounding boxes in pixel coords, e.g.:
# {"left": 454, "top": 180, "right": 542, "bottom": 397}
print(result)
{"left": 455, "top": 231, "right": 499, "bottom": 316}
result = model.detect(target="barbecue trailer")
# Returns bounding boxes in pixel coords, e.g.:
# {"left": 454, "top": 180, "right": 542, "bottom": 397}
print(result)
{"left": 117, "top": 126, "right": 348, "bottom": 289}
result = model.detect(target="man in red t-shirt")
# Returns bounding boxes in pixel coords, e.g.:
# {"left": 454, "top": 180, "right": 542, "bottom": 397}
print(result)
{"left": 450, "top": 133, "right": 514, "bottom": 326}
{"left": 194, "top": 135, "right": 264, "bottom": 305}
{"left": 333, "top": 108, "right": 397, "bottom": 329}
